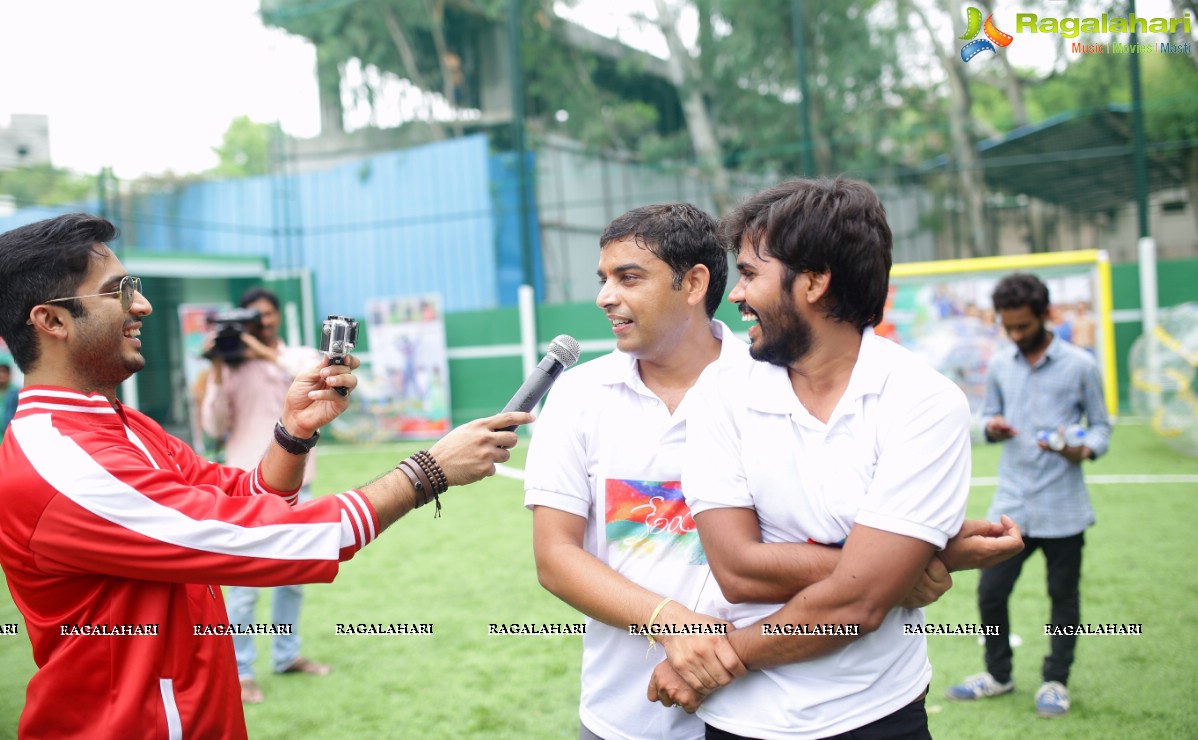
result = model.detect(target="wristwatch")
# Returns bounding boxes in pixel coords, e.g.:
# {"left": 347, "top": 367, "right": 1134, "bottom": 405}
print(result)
{"left": 273, "top": 421, "right": 320, "bottom": 455}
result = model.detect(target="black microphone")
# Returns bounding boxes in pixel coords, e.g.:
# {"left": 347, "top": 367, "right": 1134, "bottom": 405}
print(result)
{"left": 499, "top": 335, "right": 581, "bottom": 431}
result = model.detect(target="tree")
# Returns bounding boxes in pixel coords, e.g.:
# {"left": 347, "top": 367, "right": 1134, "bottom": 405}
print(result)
{"left": 1142, "top": 52, "right": 1198, "bottom": 234}
{"left": 905, "top": 0, "right": 989, "bottom": 257}
{"left": 0, "top": 164, "right": 95, "bottom": 208}
{"left": 256, "top": 0, "right": 1195, "bottom": 248}
{"left": 896, "top": 0, "right": 1117, "bottom": 256}
{"left": 258, "top": 0, "right": 925, "bottom": 198}
{"left": 210, "top": 116, "right": 276, "bottom": 178}
{"left": 261, "top": 0, "right": 499, "bottom": 140}
{"left": 510, "top": 0, "right": 672, "bottom": 151}
{"left": 963, "top": 10, "right": 1198, "bottom": 238}
{"left": 694, "top": 1, "right": 929, "bottom": 179}
{"left": 653, "top": 0, "right": 730, "bottom": 211}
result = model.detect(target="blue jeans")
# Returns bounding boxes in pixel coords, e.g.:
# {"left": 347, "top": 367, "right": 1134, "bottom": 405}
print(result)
{"left": 228, "top": 484, "right": 311, "bottom": 679}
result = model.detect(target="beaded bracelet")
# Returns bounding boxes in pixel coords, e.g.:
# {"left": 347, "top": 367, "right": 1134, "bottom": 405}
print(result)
{"left": 398, "top": 450, "right": 447, "bottom": 517}
{"left": 412, "top": 450, "right": 448, "bottom": 494}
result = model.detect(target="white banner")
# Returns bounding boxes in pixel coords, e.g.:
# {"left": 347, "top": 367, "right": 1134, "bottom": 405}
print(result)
{"left": 353, "top": 295, "right": 451, "bottom": 441}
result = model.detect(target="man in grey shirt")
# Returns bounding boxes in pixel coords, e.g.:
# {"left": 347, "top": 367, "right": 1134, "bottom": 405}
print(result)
{"left": 946, "top": 272, "right": 1111, "bottom": 719}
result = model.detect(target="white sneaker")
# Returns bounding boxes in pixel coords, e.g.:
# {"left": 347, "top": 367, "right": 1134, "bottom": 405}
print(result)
{"left": 944, "top": 672, "right": 1015, "bottom": 701}
{"left": 1035, "top": 681, "right": 1070, "bottom": 717}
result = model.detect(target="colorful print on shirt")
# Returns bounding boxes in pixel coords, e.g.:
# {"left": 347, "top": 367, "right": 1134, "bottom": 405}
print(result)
{"left": 605, "top": 479, "right": 706, "bottom": 565}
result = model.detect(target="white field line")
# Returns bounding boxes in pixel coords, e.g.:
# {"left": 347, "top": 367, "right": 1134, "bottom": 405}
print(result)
{"left": 495, "top": 464, "right": 525, "bottom": 481}
{"left": 495, "top": 467, "right": 1198, "bottom": 487}
{"left": 318, "top": 449, "right": 1195, "bottom": 486}
{"left": 970, "top": 474, "right": 1198, "bottom": 487}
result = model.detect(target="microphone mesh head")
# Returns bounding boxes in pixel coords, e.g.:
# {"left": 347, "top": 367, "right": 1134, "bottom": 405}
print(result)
{"left": 547, "top": 335, "right": 582, "bottom": 368}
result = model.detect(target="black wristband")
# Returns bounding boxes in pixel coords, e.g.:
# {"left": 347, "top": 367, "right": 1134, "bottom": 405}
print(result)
{"left": 273, "top": 421, "right": 320, "bottom": 455}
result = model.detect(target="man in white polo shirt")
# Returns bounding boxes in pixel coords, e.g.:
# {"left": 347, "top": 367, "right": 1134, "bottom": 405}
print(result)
{"left": 653, "top": 178, "right": 1023, "bottom": 739}
{"left": 525, "top": 203, "right": 755, "bottom": 740}
{"left": 526, "top": 202, "right": 1019, "bottom": 740}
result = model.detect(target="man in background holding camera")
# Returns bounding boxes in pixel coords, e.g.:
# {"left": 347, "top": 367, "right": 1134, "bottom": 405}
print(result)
{"left": 200, "top": 287, "right": 330, "bottom": 704}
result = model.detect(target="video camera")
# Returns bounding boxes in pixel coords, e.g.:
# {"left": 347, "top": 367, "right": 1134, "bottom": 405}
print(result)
{"left": 204, "top": 307, "right": 262, "bottom": 365}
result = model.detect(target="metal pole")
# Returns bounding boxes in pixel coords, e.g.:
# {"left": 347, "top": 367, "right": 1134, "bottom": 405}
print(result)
{"left": 518, "top": 284, "right": 537, "bottom": 386}
{"left": 508, "top": 0, "right": 534, "bottom": 293}
{"left": 791, "top": 0, "right": 816, "bottom": 176}
{"left": 1128, "top": 0, "right": 1159, "bottom": 413}
{"left": 517, "top": 284, "right": 538, "bottom": 433}
{"left": 98, "top": 167, "right": 109, "bottom": 222}
{"left": 1129, "top": 0, "right": 1150, "bottom": 243}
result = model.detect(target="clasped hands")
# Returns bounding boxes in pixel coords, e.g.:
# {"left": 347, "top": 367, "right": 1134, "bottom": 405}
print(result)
{"left": 646, "top": 620, "right": 744, "bottom": 714}
{"left": 645, "top": 516, "right": 1024, "bottom": 712}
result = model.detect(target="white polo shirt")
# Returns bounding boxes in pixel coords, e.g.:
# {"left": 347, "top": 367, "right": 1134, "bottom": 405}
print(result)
{"left": 684, "top": 328, "right": 971, "bottom": 740}
{"left": 524, "top": 320, "right": 750, "bottom": 740}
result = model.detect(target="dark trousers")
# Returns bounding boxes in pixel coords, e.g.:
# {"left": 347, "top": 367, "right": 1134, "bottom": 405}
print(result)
{"left": 978, "top": 532, "right": 1084, "bottom": 686}
{"left": 705, "top": 696, "right": 931, "bottom": 740}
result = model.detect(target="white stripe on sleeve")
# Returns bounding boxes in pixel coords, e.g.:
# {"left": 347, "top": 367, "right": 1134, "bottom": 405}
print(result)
{"left": 13, "top": 414, "right": 344, "bottom": 562}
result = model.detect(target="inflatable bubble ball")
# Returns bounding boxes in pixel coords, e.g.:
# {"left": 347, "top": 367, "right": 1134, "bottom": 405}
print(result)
{"left": 1129, "top": 302, "right": 1198, "bottom": 457}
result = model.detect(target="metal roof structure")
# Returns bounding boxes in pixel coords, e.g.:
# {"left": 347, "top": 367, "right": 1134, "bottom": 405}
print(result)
{"left": 926, "top": 104, "right": 1191, "bottom": 212}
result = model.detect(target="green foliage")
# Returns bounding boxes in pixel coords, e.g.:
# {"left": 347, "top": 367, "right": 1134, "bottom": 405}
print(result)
{"left": 254, "top": 0, "right": 1195, "bottom": 187}
{"left": 1024, "top": 54, "right": 1130, "bottom": 123}
{"left": 210, "top": 116, "right": 277, "bottom": 178}
{"left": 263, "top": 0, "right": 422, "bottom": 71}
{"left": 0, "top": 164, "right": 95, "bottom": 208}
{"left": 973, "top": 35, "right": 1197, "bottom": 145}
{"left": 262, "top": 0, "right": 490, "bottom": 115}
{"left": 709, "top": 0, "right": 920, "bottom": 175}
{"left": 1141, "top": 53, "right": 1198, "bottom": 143}
{"left": 519, "top": 1, "right": 681, "bottom": 154}
{"left": 259, "top": 0, "right": 924, "bottom": 172}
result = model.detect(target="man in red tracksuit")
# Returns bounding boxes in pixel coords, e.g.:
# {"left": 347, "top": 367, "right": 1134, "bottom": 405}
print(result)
{"left": 0, "top": 213, "right": 531, "bottom": 738}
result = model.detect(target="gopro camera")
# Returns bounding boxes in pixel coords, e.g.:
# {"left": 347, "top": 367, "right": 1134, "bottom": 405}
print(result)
{"left": 320, "top": 315, "right": 358, "bottom": 396}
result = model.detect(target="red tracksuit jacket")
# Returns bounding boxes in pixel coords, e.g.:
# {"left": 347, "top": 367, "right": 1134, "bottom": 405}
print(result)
{"left": 0, "top": 386, "right": 379, "bottom": 738}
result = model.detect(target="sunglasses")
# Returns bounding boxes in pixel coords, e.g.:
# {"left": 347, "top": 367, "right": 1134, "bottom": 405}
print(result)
{"left": 29, "top": 276, "right": 143, "bottom": 324}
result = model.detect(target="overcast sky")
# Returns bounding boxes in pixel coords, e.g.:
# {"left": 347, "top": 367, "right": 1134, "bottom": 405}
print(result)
{"left": 0, "top": 0, "right": 1184, "bottom": 179}
{"left": 0, "top": 0, "right": 320, "bottom": 178}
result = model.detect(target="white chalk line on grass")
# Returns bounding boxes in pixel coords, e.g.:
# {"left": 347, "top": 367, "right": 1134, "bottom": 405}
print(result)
{"left": 324, "top": 447, "right": 1196, "bottom": 488}
{"left": 498, "top": 467, "right": 1198, "bottom": 487}
{"left": 495, "top": 464, "right": 525, "bottom": 481}
{"left": 971, "top": 474, "right": 1198, "bottom": 487}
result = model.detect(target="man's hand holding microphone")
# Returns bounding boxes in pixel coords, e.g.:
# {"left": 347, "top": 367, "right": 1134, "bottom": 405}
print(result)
{"left": 279, "top": 325, "right": 580, "bottom": 530}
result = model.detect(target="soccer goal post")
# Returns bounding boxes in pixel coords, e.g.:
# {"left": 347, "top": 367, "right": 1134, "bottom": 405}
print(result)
{"left": 880, "top": 249, "right": 1117, "bottom": 419}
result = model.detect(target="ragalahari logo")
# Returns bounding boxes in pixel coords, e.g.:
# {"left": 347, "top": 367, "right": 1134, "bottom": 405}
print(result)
{"left": 960, "top": 7, "right": 1014, "bottom": 62}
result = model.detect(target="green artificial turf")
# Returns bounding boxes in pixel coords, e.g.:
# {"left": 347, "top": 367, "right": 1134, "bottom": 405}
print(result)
{"left": 925, "top": 423, "right": 1198, "bottom": 740}
{"left": 1, "top": 423, "right": 1195, "bottom": 738}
